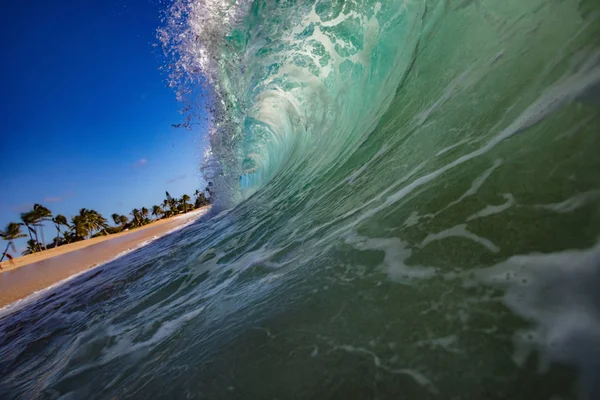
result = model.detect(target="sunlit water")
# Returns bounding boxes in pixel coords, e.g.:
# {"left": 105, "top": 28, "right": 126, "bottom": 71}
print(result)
{"left": 1, "top": 0, "right": 600, "bottom": 398}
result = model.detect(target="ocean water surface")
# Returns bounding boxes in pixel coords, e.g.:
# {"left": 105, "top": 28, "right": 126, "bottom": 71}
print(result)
{"left": 1, "top": 0, "right": 600, "bottom": 398}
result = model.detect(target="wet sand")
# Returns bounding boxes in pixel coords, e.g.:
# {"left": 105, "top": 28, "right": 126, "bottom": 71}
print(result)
{"left": 0, "top": 207, "right": 209, "bottom": 308}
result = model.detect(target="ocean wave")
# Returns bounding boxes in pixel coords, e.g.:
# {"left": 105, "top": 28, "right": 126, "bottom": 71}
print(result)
{"left": 160, "top": 0, "right": 438, "bottom": 208}
{"left": 1, "top": 0, "right": 599, "bottom": 398}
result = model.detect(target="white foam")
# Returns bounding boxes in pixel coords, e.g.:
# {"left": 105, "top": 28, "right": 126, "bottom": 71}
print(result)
{"left": 327, "top": 342, "right": 438, "bottom": 393}
{"left": 0, "top": 244, "right": 143, "bottom": 319}
{"left": 420, "top": 224, "right": 500, "bottom": 253}
{"left": 56, "top": 306, "right": 206, "bottom": 385}
{"left": 467, "top": 193, "right": 515, "bottom": 221}
{"left": 345, "top": 233, "right": 437, "bottom": 282}
{"left": 534, "top": 190, "right": 600, "bottom": 213}
{"left": 476, "top": 241, "right": 600, "bottom": 396}
{"left": 444, "top": 159, "right": 503, "bottom": 210}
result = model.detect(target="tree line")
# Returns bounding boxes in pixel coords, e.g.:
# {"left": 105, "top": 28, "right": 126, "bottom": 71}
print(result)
{"left": 0, "top": 187, "right": 211, "bottom": 264}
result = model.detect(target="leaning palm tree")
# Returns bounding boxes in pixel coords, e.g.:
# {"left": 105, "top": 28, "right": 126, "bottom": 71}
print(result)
{"left": 161, "top": 199, "right": 172, "bottom": 218}
{"left": 20, "top": 210, "right": 38, "bottom": 251}
{"left": 71, "top": 214, "right": 89, "bottom": 239}
{"left": 152, "top": 205, "right": 164, "bottom": 220}
{"left": 117, "top": 215, "right": 129, "bottom": 226}
{"left": 86, "top": 209, "right": 108, "bottom": 235}
{"left": 52, "top": 214, "right": 69, "bottom": 247}
{"left": 165, "top": 191, "right": 178, "bottom": 215}
{"left": 70, "top": 208, "right": 108, "bottom": 239}
{"left": 31, "top": 204, "right": 52, "bottom": 251}
{"left": 71, "top": 208, "right": 91, "bottom": 239}
{"left": 181, "top": 194, "right": 191, "bottom": 213}
{"left": 140, "top": 207, "right": 151, "bottom": 225}
{"left": 131, "top": 208, "right": 141, "bottom": 227}
{"left": 111, "top": 213, "right": 121, "bottom": 226}
{"left": 20, "top": 204, "right": 53, "bottom": 251}
{"left": 1, "top": 222, "right": 27, "bottom": 262}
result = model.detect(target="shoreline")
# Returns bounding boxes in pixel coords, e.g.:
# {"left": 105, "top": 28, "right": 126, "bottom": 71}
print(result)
{"left": 0, "top": 207, "right": 209, "bottom": 310}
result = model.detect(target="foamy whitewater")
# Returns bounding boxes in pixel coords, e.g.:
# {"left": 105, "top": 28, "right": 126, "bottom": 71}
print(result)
{"left": 1, "top": 0, "right": 599, "bottom": 398}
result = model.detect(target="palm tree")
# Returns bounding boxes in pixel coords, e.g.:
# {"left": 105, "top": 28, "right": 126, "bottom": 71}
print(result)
{"left": 112, "top": 213, "right": 129, "bottom": 227}
{"left": 181, "top": 194, "right": 191, "bottom": 213}
{"left": 33, "top": 204, "right": 52, "bottom": 250}
{"left": 0, "top": 222, "right": 27, "bottom": 263}
{"left": 86, "top": 209, "right": 108, "bottom": 235}
{"left": 20, "top": 204, "right": 52, "bottom": 251}
{"left": 193, "top": 186, "right": 211, "bottom": 208}
{"left": 194, "top": 189, "right": 208, "bottom": 208}
{"left": 20, "top": 210, "right": 38, "bottom": 251}
{"left": 161, "top": 199, "right": 172, "bottom": 218}
{"left": 71, "top": 214, "right": 86, "bottom": 239}
{"left": 71, "top": 208, "right": 108, "bottom": 239}
{"left": 165, "top": 191, "right": 178, "bottom": 215}
{"left": 22, "top": 240, "right": 38, "bottom": 256}
{"left": 117, "top": 215, "right": 129, "bottom": 226}
{"left": 62, "top": 230, "right": 77, "bottom": 244}
{"left": 131, "top": 208, "right": 141, "bottom": 227}
{"left": 152, "top": 205, "right": 164, "bottom": 220}
{"left": 140, "top": 207, "right": 150, "bottom": 225}
{"left": 52, "top": 214, "right": 69, "bottom": 247}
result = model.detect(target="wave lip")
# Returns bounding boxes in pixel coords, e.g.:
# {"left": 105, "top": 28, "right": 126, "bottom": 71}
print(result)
{"left": 160, "top": 0, "right": 431, "bottom": 207}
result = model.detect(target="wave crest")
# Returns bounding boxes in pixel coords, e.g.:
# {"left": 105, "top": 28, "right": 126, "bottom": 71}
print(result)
{"left": 160, "top": 0, "right": 439, "bottom": 208}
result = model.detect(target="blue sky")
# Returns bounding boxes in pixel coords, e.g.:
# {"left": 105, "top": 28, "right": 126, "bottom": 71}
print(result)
{"left": 0, "top": 0, "right": 208, "bottom": 252}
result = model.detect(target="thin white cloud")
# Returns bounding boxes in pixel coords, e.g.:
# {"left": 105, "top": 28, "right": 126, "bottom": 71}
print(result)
{"left": 44, "top": 197, "right": 63, "bottom": 203}
{"left": 133, "top": 158, "right": 148, "bottom": 167}
{"left": 166, "top": 174, "right": 187, "bottom": 184}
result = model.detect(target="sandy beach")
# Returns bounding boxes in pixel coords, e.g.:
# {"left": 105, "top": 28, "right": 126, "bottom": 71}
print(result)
{"left": 0, "top": 207, "right": 209, "bottom": 309}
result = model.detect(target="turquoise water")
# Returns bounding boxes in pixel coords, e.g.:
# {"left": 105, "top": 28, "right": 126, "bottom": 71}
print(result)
{"left": 1, "top": 0, "right": 600, "bottom": 398}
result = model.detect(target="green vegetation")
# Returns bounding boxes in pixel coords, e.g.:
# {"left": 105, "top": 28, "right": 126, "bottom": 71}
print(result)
{"left": 0, "top": 222, "right": 28, "bottom": 266}
{"left": 0, "top": 188, "right": 211, "bottom": 261}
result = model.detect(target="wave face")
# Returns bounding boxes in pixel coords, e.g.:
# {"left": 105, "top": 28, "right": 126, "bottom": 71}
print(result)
{"left": 161, "top": 0, "right": 446, "bottom": 206}
{"left": 2, "top": 0, "right": 600, "bottom": 399}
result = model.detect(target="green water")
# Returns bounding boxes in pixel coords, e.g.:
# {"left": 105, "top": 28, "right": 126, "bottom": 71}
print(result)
{"left": 1, "top": 0, "right": 599, "bottom": 398}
